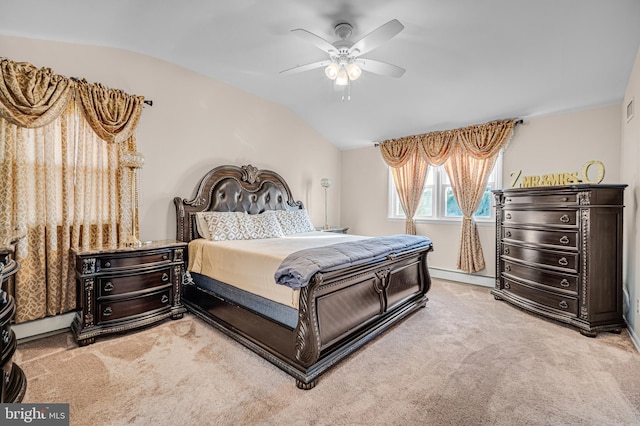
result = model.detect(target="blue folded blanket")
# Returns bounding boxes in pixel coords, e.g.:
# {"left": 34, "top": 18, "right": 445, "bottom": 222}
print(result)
{"left": 274, "top": 235, "right": 433, "bottom": 289}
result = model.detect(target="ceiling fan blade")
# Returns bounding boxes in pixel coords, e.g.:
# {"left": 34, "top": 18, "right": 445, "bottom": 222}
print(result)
{"left": 349, "top": 19, "right": 404, "bottom": 57}
{"left": 280, "top": 60, "right": 332, "bottom": 75}
{"left": 356, "top": 59, "right": 406, "bottom": 78}
{"left": 291, "top": 29, "right": 336, "bottom": 54}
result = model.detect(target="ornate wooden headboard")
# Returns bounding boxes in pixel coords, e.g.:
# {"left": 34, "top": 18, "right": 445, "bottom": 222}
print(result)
{"left": 173, "top": 164, "right": 303, "bottom": 243}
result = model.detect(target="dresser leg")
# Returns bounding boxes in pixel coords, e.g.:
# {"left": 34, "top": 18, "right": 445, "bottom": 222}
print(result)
{"left": 171, "top": 312, "right": 184, "bottom": 320}
{"left": 579, "top": 329, "right": 597, "bottom": 338}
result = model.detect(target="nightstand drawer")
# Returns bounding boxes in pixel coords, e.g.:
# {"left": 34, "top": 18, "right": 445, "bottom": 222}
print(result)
{"left": 97, "top": 287, "right": 172, "bottom": 324}
{"left": 99, "top": 251, "right": 172, "bottom": 270}
{"left": 98, "top": 267, "right": 172, "bottom": 297}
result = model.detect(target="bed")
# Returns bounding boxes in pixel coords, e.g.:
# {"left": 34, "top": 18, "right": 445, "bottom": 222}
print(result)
{"left": 173, "top": 164, "right": 433, "bottom": 389}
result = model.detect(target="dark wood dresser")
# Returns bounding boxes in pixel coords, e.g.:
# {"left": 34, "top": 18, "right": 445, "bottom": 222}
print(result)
{"left": 71, "top": 240, "right": 188, "bottom": 345}
{"left": 0, "top": 245, "right": 27, "bottom": 402}
{"left": 493, "top": 184, "right": 626, "bottom": 337}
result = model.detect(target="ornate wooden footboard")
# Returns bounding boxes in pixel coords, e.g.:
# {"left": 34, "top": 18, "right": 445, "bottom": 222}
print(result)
{"left": 174, "top": 164, "right": 432, "bottom": 388}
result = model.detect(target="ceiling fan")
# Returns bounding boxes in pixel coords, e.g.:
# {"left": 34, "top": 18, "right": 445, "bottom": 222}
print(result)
{"left": 280, "top": 19, "right": 406, "bottom": 94}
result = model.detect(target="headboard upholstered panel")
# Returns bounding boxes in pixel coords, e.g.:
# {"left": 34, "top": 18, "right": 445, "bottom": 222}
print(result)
{"left": 173, "top": 164, "right": 303, "bottom": 243}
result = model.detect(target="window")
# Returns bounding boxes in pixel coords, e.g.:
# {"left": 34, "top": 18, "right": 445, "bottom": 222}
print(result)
{"left": 388, "top": 154, "right": 502, "bottom": 223}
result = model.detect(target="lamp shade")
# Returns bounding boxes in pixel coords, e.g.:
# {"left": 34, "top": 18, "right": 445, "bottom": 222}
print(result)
{"left": 335, "top": 68, "right": 349, "bottom": 86}
{"left": 120, "top": 151, "right": 145, "bottom": 169}
{"left": 347, "top": 63, "right": 362, "bottom": 80}
{"left": 324, "top": 62, "right": 340, "bottom": 80}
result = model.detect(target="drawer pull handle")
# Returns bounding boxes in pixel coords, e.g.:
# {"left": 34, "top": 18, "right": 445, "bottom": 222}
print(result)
{"left": 560, "top": 279, "right": 570, "bottom": 287}
{"left": 561, "top": 197, "right": 569, "bottom": 202}
{"left": 558, "top": 257, "right": 568, "bottom": 266}
{"left": 103, "top": 307, "right": 112, "bottom": 317}
{"left": 559, "top": 301, "right": 568, "bottom": 309}
{"left": 104, "top": 261, "right": 111, "bottom": 268}
{"left": 504, "top": 282, "right": 510, "bottom": 289}
{"left": 505, "top": 213, "right": 512, "bottom": 220}
{"left": 162, "top": 254, "right": 168, "bottom": 260}
{"left": 104, "top": 282, "right": 114, "bottom": 292}
{"left": 162, "top": 273, "right": 169, "bottom": 282}
{"left": 504, "top": 247, "right": 510, "bottom": 255}
{"left": 161, "top": 295, "right": 169, "bottom": 304}
{"left": 559, "top": 236, "right": 570, "bottom": 244}
{"left": 560, "top": 214, "right": 570, "bottom": 223}
{"left": 505, "top": 198, "right": 512, "bottom": 203}
{"left": 505, "top": 265, "right": 511, "bottom": 272}
{"left": 2, "top": 330, "right": 9, "bottom": 344}
{"left": 505, "top": 231, "right": 512, "bottom": 238}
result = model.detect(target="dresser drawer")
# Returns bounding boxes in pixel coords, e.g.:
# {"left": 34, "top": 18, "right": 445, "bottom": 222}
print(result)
{"left": 97, "top": 287, "right": 172, "bottom": 324}
{"left": 502, "top": 260, "right": 578, "bottom": 294}
{"left": 503, "top": 277, "right": 577, "bottom": 317}
{"left": 503, "top": 193, "right": 577, "bottom": 206}
{"left": 98, "top": 250, "right": 173, "bottom": 271}
{"left": 503, "top": 227, "right": 578, "bottom": 249}
{"left": 502, "top": 243, "right": 578, "bottom": 273}
{"left": 503, "top": 209, "right": 577, "bottom": 226}
{"left": 97, "top": 267, "right": 172, "bottom": 297}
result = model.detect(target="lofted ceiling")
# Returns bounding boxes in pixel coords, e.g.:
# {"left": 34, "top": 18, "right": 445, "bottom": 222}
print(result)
{"left": 1, "top": 0, "right": 640, "bottom": 150}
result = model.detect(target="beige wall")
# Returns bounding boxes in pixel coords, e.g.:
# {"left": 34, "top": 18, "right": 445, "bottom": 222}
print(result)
{"left": 621, "top": 47, "right": 640, "bottom": 347}
{"left": 341, "top": 104, "right": 623, "bottom": 281}
{"left": 0, "top": 35, "right": 341, "bottom": 240}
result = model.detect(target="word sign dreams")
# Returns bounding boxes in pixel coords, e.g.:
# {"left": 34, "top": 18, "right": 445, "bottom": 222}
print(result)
{"left": 510, "top": 160, "right": 605, "bottom": 188}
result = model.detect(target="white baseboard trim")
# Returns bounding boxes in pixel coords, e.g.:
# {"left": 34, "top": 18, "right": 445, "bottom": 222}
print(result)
{"left": 13, "top": 312, "right": 75, "bottom": 342}
{"left": 428, "top": 267, "right": 494, "bottom": 288}
{"left": 625, "top": 319, "right": 640, "bottom": 352}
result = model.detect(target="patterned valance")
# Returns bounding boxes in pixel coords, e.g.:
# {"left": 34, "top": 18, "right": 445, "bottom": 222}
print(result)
{"left": 0, "top": 58, "right": 144, "bottom": 142}
{"left": 379, "top": 119, "right": 516, "bottom": 167}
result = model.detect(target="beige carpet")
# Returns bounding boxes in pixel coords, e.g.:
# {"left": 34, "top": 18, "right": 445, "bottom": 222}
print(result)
{"left": 15, "top": 279, "right": 640, "bottom": 425}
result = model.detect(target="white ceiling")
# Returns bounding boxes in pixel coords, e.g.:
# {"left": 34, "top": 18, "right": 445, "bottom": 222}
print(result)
{"left": 2, "top": 0, "right": 640, "bottom": 150}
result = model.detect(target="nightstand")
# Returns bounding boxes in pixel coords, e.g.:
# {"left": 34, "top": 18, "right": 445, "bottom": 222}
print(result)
{"left": 71, "top": 240, "right": 187, "bottom": 346}
{"left": 316, "top": 226, "right": 349, "bottom": 234}
{"left": 0, "top": 245, "right": 27, "bottom": 402}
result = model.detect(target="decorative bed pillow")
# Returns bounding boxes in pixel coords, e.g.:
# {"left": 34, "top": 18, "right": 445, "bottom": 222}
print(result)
{"left": 194, "top": 212, "right": 214, "bottom": 239}
{"left": 201, "top": 211, "right": 246, "bottom": 241}
{"left": 242, "top": 211, "right": 285, "bottom": 239}
{"left": 198, "top": 211, "right": 284, "bottom": 240}
{"left": 275, "top": 209, "right": 315, "bottom": 235}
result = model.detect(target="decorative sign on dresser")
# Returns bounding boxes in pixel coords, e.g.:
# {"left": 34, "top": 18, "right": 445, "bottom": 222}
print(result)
{"left": 492, "top": 184, "right": 626, "bottom": 337}
{"left": 0, "top": 242, "right": 27, "bottom": 402}
{"left": 71, "top": 240, "right": 188, "bottom": 345}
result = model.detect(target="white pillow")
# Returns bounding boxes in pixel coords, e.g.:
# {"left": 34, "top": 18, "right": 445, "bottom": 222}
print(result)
{"left": 275, "top": 209, "right": 315, "bottom": 235}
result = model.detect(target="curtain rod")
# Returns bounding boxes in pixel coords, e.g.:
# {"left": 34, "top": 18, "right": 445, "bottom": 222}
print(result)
{"left": 69, "top": 76, "right": 152, "bottom": 106}
{"left": 373, "top": 119, "right": 523, "bottom": 147}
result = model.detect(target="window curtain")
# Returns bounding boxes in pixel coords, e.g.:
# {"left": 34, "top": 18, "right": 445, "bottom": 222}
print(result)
{"left": 0, "top": 59, "right": 144, "bottom": 322}
{"left": 379, "top": 137, "right": 428, "bottom": 234}
{"left": 379, "top": 119, "right": 515, "bottom": 273}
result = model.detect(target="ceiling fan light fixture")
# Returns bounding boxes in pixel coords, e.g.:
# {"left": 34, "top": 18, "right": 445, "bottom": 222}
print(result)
{"left": 324, "top": 62, "right": 340, "bottom": 80}
{"left": 335, "top": 67, "right": 349, "bottom": 86}
{"left": 347, "top": 63, "right": 362, "bottom": 80}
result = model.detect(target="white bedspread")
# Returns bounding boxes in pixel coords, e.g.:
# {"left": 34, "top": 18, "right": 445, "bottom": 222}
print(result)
{"left": 188, "top": 231, "right": 369, "bottom": 309}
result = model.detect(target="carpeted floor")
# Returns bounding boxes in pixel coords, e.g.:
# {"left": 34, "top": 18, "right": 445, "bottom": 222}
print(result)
{"left": 15, "top": 279, "right": 640, "bottom": 425}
